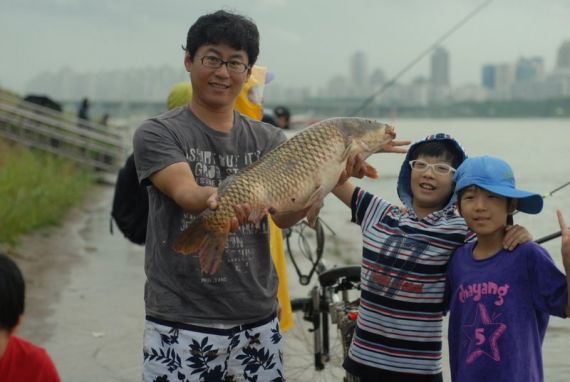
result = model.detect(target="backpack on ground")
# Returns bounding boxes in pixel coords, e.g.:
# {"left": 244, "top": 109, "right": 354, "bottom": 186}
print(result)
{"left": 110, "top": 153, "right": 148, "bottom": 245}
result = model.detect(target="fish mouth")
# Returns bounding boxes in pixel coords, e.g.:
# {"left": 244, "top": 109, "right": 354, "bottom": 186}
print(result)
{"left": 385, "top": 124, "right": 396, "bottom": 138}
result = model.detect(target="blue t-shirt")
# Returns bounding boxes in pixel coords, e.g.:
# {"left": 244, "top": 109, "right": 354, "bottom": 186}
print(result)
{"left": 446, "top": 241, "right": 568, "bottom": 382}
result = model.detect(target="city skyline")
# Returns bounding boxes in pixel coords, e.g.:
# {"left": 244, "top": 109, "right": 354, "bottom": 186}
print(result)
{"left": 20, "top": 37, "right": 570, "bottom": 104}
{"left": 1, "top": 0, "right": 570, "bottom": 97}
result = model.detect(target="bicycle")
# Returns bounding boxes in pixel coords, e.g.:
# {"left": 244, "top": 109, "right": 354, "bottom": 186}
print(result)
{"left": 282, "top": 218, "right": 361, "bottom": 382}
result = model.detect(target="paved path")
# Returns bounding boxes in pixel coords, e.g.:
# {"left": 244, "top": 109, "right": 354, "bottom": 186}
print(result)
{"left": 13, "top": 185, "right": 570, "bottom": 381}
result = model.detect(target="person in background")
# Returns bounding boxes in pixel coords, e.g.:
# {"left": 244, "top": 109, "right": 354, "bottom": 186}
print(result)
{"left": 133, "top": 10, "right": 306, "bottom": 381}
{"left": 100, "top": 113, "right": 110, "bottom": 126}
{"left": 446, "top": 155, "right": 569, "bottom": 382}
{"left": 273, "top": 105, "right": 290, "bottom": 129}
{"left": 0, "top": 252, "right": 61, "bottom": 382}
{"left": 77, "top": 97, "right": 89, "bottom": 126}
{"left": 166, "top": 81, "right": 193, "bottom": 111}
{"left": 261, "top": 112, "right": 277, "bottom": 126}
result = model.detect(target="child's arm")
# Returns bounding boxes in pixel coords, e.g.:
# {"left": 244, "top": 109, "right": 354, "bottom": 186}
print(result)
{"left": 556, "top": 209, "right": 570, "bottom": 317}
{"left": 503, "top": 224, "right": 533, "bottom": 250}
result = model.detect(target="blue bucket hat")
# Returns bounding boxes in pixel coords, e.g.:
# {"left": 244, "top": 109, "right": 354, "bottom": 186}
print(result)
{"left": 453, "top": 155, "right": 543, "bottom": 214}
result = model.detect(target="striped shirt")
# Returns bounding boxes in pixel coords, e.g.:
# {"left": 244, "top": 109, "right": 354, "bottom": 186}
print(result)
{"left": 348, "top": 187, "right": 472, "bottom": 375}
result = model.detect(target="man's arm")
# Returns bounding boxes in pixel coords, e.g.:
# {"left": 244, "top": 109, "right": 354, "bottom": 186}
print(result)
{"left": 150, "top": 161, "right": 216, "bottom": 214}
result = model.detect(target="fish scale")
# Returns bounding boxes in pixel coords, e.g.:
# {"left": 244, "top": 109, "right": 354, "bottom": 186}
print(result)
{"left": 174, "top": 117, "right": 396, "bottom": 274}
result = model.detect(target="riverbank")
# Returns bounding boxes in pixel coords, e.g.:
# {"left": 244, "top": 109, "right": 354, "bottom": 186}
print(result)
{"left": 0, "top": 139, "right": 93, "bottom": 245}
{"left": 10, "top": 183, "right": 570, "bottom": 381}
{"left": 13, "top": 185, "right": 145, "bottom": 381}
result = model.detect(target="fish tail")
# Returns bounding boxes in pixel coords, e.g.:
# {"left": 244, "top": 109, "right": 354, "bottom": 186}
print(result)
{"left": 173, "top": 216, "right": 230, "bottom": 274}
{"left": 198, "top": 232, "right": 228, "bottom": 274}
{"left": 173, "top": 216, "right": 210, "bottom": 255}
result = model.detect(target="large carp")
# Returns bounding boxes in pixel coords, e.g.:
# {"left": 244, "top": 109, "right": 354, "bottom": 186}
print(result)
{"left": 174, "top": 117, "right": 396, "bottom": 274}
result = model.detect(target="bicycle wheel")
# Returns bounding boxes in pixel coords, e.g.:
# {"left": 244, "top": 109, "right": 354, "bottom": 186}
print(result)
{"left": 283, "top": 297, "right": 347, "bottom": 381}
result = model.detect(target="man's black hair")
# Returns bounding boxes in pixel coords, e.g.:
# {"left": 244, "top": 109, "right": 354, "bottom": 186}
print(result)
{"left": 185, "top": 10, "right": 260, "bottom": 66}
{"left": 409, "top": 140, "right": 463, "bottom": 169}
{"left": 0, "top": 253, "right": 25, "bottom": 331}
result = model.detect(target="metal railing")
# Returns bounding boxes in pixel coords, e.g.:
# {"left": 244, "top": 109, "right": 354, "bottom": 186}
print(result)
{"left": 0, "top": 94, "right": 127, "bottom": 173}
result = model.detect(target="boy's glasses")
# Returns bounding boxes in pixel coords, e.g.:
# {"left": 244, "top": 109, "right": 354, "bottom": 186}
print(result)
{"left": 409, "top": 160, "right": 456, "bottom": 175}
{"left": 197, "top": 55, "right": 250, "bottom": 73}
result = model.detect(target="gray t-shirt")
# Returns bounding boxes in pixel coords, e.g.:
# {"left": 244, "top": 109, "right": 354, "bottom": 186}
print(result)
{"left": 133, "top": 106, "right": 287, "bottom": 325}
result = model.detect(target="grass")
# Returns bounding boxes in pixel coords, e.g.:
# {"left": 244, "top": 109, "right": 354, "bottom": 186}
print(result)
{"left": 0, "top": 139, "right": 94, "bottom": 245}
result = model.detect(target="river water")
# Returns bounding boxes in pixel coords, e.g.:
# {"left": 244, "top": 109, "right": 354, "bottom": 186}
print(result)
{"left": 312, "top": 118, "right": 570, "bottom": 381}
{"left": 14, "top": 118, "right": 570, "bottom": 381}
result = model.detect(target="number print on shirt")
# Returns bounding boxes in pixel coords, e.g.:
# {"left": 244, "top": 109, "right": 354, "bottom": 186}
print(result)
{"left": 366, "top": 236, "right": 428, "bottom": 298}
{"left": 463, "top": 303, "right": 507, "bottom": 364}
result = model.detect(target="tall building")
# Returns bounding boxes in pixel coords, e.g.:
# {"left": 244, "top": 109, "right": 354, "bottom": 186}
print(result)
{"left": 494, "top": 64, "right": 514, "bottom": 90}
{"left": 481, "top": 63, "right": 513, "bottom": 100}
{"left": 350, "top": 51, "right": 368, "bottom": 96}
{"left": 511, "top": 57, "right": 545, "bottom": 100}
{"left": 556, "top": 40, "right": 570, "bottom": 68}
{"left": 515, "top": 57, "right": 544, "bottom": 82}
{"left": 482, "top": 65, "right": 496, "bottom": 90}
{"left": 430, "top": 47, "right": 450, "bottom": 86}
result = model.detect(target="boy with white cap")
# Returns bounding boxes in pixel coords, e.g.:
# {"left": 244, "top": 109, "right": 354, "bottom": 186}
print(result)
{"left": 446, "top": 155, "right": 570, "bottom": 381}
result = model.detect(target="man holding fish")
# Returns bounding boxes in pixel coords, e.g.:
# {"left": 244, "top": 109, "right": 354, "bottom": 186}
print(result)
{"left": 133, "top": 9, "right": 406, "bottom": 381}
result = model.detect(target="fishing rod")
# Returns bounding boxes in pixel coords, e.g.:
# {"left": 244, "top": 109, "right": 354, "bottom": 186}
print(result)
{"left": 522, "top": 181, "right": 570, "bottom": 244}
{"left": 349, "top": 0, "right": 495, "bottom": 117}
{"left": 513, "top": 180, "right": 570, "bottom": 216}
{"left": 536, "top": 230, "right": 564, "bottom": 245}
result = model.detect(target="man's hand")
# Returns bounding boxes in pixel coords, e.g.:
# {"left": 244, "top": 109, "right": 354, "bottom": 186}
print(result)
{"left": 382, "top": 139, "right": 411, "bottom": 154}
{"left": 207, "top": 192, "right": 253, "bottom": 232}
{"left": 503, "top": 224, "right": 533, "bottom": 251}
{"left": 337, "top": 139, "right": 410, "bottom": 186}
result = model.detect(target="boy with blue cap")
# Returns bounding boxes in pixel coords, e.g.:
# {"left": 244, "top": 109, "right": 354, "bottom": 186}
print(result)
{"left": 446, "top": 155, "right": 570, "bottom": 382}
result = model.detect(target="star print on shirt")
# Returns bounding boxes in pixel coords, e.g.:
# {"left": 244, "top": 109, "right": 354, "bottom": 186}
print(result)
{"left": 462, "top": 303, "right": 507, "bottom": 364}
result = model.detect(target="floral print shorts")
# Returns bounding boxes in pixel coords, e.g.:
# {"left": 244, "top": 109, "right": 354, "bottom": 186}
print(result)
{"left": 143, "top": 314, "right": 284, "bottom": 382}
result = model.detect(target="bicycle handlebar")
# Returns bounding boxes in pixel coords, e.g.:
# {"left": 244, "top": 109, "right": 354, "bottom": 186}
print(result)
{"left": 318, "top": 265, "right": 361, "bottom": 287}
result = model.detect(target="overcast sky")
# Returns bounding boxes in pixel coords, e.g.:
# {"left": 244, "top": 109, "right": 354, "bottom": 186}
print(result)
{"left": 1, "top": 0, "right": 569, "bottom": 94}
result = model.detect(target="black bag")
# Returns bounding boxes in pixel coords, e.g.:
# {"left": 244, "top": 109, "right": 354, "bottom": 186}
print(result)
{"left": 110, "top": 153, "right": 148, "bottom": 245}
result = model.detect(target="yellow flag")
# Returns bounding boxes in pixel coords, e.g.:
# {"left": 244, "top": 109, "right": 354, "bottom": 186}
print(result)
{"left": 235, "top": 65, "right": 266, "bottom": 120}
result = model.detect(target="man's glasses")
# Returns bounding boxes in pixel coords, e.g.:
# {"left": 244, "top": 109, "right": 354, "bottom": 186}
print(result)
{"left": 197, "top": 55, "right": 250, "bottom": 73}
{"left": 409, "top": 160, "right": 456, "bottom": 175}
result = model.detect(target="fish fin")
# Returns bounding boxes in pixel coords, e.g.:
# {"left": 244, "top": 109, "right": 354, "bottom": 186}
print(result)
{"left": 364, "top": 162, "right": 379, "bottom": 179}
{"left": 307, "top": 202, "right": 324, "bottom": 228}
{"left": 249, "top": 207, "right": 268, "bottom": 229}
{"left": 198, "top": 231, "right": 229, "bottom": 274}
{"left": 173, "top": 216, "right": 208, "bottom": 255}
{"left": 340, "top": 140, "right": 356, "bottom": 162}
{"left": 304, "top": 186, "right": 325, "bottom": 228}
